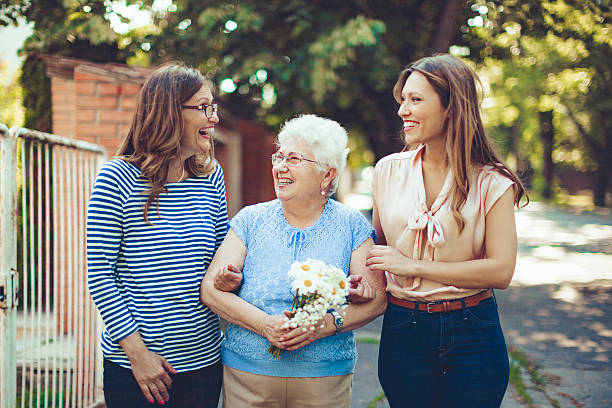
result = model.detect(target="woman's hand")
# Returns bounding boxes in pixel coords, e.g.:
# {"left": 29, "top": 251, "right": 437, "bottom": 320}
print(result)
{"left": 129, "top": 348, "right": 176, "bottom": 404}
{"left": 119, "top": 332, "right": 177, "bottom": 404}
{"left": 260, "top": 315, "right": 291, "bottom": 350}
{"left": 213, "top": 263, "right": 243, "bottom": 292}
{"left": 279, "top": 311, "right": 335, "bottom": 351}
{"left": 347, "top": 275, "right": 376, "bottom": 303}
{"left": 366, "top": 245, "right": 415, "bottom": 277}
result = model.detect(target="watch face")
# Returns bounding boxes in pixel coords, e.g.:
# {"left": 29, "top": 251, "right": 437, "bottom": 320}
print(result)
{"left": 332, "top": 310, "right": 343, "bottom": 334}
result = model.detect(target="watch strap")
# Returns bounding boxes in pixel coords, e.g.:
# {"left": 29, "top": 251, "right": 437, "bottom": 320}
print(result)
{"left": 329, "top": 309, "right": 343, "bottom": 335}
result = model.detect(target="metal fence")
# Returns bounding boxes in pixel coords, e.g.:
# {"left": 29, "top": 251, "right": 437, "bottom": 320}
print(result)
{"left": 1, "top": 125, "right": 106, "bottom": 408}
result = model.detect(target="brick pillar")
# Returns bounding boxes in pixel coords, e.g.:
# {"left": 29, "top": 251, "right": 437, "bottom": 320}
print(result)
{"left": 72, "top": 69, "right": 141, "bottom": 156}
{"left": 51, "top": 77, "right": 76, "bottom": 138}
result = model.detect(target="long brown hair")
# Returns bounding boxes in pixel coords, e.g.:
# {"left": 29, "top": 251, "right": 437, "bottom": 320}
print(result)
{"left": 116, "top": 63, "right": 216, "bottom": 223}
{"left": 393, "top": 54, "right": 528, "bottom": 231}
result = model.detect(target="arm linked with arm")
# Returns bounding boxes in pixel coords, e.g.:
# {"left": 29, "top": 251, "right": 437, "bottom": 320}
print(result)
{"left": 366, "top": 188, "right": 517, "bottom": 289}
{"left": 280, "top": 237, "right": 387, "bottom": 351}
{"left": 200, "top": 229, "right": 289, "bottom": 348}
{"left": 339, "top": 237, "right": 387, "bottom": 332}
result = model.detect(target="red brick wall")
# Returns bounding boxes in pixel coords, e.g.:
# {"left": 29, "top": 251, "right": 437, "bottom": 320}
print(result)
{"left": 51, "top": 77, "right": 76, "bottom": 138}
{"left": 73, "top": 69, "right": 140, "bottom": 156}
{"left": 236, "top": 119, "right": 276, "bottom": 206}
{"left": 50, "top": 70, "right": 141, "bottom": 157}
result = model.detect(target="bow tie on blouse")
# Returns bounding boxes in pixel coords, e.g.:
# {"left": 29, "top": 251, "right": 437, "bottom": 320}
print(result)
{"left": 408, "top": 204, "right": 445, "bottom": 247}
{"left": 288, "top": 230, "right": 306, "bottom": 261}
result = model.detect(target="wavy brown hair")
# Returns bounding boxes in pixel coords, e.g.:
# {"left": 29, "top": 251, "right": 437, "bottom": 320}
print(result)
{"left": 393, "top": 54, "right": 528, "bottom": 231}
{"left": 116, "top": 63, "right": 216, "bottom": 223}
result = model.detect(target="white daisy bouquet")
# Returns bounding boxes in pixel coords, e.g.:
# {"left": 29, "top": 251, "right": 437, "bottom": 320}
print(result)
{"left": 268, "top": 258, "right": 350, "bottom": 358}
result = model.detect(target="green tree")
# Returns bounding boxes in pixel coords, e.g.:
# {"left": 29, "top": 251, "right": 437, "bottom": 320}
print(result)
{"left": 138, "top": 0, "right": 473, "bottom": 160}
{"left": 1, "top": 0, "right": 126, "bottom": 62}
{"left": 0, "top": 62, "right": 24, "bottom": 128}
{"left": 2, "top": 1, "right": 474, "bottom": 161}
{"left": 466, "top": 0, "right": 611, "bottom": 205}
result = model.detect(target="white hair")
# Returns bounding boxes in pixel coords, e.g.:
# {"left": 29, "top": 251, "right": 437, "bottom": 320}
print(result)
{"left": 277, "top": 114, "right": 350, "bottom": 195}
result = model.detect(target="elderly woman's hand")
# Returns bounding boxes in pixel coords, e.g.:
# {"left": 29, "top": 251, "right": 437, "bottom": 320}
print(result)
{"left": 280, "top": 312, "right": 335, "bottom": 351}
{"left": 347, "top": 275, "right": 376, "bottom": 303}
{"left": 214, "top": 264, "right": 243, "bottom": 292}
{"left": 260, "top": 315, "right": 291, "bottom": 350}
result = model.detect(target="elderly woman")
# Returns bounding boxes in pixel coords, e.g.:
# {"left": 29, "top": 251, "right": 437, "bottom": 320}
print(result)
{"left": 200, "top": 114, "right": 386, "bottom": 408}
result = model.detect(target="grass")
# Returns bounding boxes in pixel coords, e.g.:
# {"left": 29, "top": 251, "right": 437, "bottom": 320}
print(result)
{"left": 508, "top": 348, "right": 534, "bottom": 406}
{"left": 356, "top": 336, "right": 380, "bottom": 344}
{"left": 16, "top": 387, "right": 72, "bottom": 408}
{"left": 365, "top": 391, "right": 386, "bottom": 408}
{"left": 508, "top": 346, "right": 561, "bottom": 408}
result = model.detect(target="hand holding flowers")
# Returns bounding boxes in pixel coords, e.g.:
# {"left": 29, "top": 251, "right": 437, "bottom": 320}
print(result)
{"left": 260, "top": 315, "right": 291, "bottom": 350}
{"left": 268, "top": 259, "right": 350, "bottom": 358}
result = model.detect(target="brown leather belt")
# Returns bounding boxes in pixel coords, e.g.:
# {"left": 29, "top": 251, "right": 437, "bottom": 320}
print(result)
{"left": 389, "top": 289, "right": 493, "bottom": 313}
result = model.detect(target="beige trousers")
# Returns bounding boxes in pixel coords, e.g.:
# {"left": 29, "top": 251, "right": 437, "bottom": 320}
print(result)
{"left": 222, "top": 365, "right": 352, "bottom": 408}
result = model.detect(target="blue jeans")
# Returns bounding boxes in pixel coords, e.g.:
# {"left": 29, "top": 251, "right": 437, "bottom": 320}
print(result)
{"left": 103, "top": 359, "right": 222, "bottom": 408}
{"left": 378, "top": 295, "right": 509, "bottom": 407}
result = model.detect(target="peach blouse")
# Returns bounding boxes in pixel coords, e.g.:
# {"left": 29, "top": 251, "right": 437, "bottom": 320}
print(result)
{"left": 372, "top": 145, "right": 514, "bottom": 302}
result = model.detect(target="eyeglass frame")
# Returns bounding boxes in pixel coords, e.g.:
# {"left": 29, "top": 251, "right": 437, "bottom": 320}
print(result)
{"left": 271, "top": 151, "right": 321, "bottom": 167}
{"left": 182, "top": 103, "right": 218, "bottom": 119}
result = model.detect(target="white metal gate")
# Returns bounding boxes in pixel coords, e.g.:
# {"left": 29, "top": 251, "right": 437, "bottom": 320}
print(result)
{"left": 1, "top": 125, "right": 106, "bottom": 408}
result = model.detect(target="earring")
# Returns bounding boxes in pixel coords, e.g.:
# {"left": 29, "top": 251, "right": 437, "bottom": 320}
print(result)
{"left": 320, "top": 190, "right": 326, "bottom": 196}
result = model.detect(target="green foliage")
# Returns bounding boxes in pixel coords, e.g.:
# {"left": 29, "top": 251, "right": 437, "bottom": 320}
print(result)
{"left": 2, "top": 0, "right": 474, "bottom": 162}
{"left": 0, "top": 63, "right": 24, "bottom": 128}
{"left": 20, "top": 55, "right": 51, "bottom": 132}
{"left": 508, "top": 346, "right": 561, "bottom": 407}
{"left": 2, "top": 0, "right": 129, "bottom": 62}
{"left": 8, "top": 0, "right": 609, "bottom": 205}
{"left": 366, "top": 391, "right": 386, "bottom": 408}
{"left": 140, "top": 0, "right": 472, "bottom": 160}
{"left": 466, "top": 0, "right": 612, "bottom": 205}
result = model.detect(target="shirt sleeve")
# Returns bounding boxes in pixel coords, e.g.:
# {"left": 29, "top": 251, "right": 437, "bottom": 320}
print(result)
{"left": 229, "top": 205, "right": 252, "bottom": 246}
{"left": 482, "top": 169, "right": 515, "bottom": 215}
{"left": 86, "top": 162, "right": 139, "bottom": 342}
{"left": 212, "top": 163, "right": 229, "bottom": 251}
{"left": 349, "top": 208, "right": 376, "bottom": 251}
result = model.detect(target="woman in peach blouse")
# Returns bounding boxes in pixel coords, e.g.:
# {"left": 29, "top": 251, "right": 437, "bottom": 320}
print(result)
{"left": 367, "top": 54, "right": 527, "bottom": 407}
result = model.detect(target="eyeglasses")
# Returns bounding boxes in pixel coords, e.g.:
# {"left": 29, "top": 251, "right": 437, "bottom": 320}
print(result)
{"left": 271, "top": 151, "right": 319, "bottom": 167}
{"left": 182, "top": 103, "right": 218, "bottom": 119}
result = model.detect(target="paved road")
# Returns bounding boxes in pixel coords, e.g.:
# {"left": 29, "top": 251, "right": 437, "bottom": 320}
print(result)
{"left": 352, "top": 203, "right": 612, "bottom": 408}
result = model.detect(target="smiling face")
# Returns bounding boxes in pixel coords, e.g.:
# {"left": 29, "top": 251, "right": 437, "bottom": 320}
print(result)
{"left": 179, "top": 84, "right": 218, "bottom": 159}
{"left": 397, "top": 71, "right": 447, "bottom": 148}
{"left": 273, "top": 139, "right": 329, "bottom": 203}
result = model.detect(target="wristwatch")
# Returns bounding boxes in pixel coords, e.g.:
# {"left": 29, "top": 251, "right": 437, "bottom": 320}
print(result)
{"left": 329, "top": 309, "right": 343, "bottom": 335}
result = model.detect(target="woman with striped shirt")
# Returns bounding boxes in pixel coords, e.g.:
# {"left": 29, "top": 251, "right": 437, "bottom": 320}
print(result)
{"left": 87, "top": 64, "right": 227, "bottom": 407}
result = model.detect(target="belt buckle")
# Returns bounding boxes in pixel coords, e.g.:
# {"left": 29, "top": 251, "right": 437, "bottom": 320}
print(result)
{"left": 426, "top": 303, "right": 436, "bottom": 313}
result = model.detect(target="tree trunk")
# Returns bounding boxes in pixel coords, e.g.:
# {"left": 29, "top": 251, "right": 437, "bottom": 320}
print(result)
{"left": 593, "top": 113, "right": 611, "bottom": 206}
{"left": 594, "top": 153, "right": 609, "bottom": 207}
{"left": 539, "top": 111, "right": 554, "bottom": 199}
{"left": 431, "top": 0, "right": 465, "bottom": 52}
{"left": 510, "top": 122, "right": 533, "bottom": 189}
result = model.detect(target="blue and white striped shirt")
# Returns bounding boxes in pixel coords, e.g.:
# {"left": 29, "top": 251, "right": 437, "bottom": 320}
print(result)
{"left": 87, "top": 158, "right": 228, "bottom": 372}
